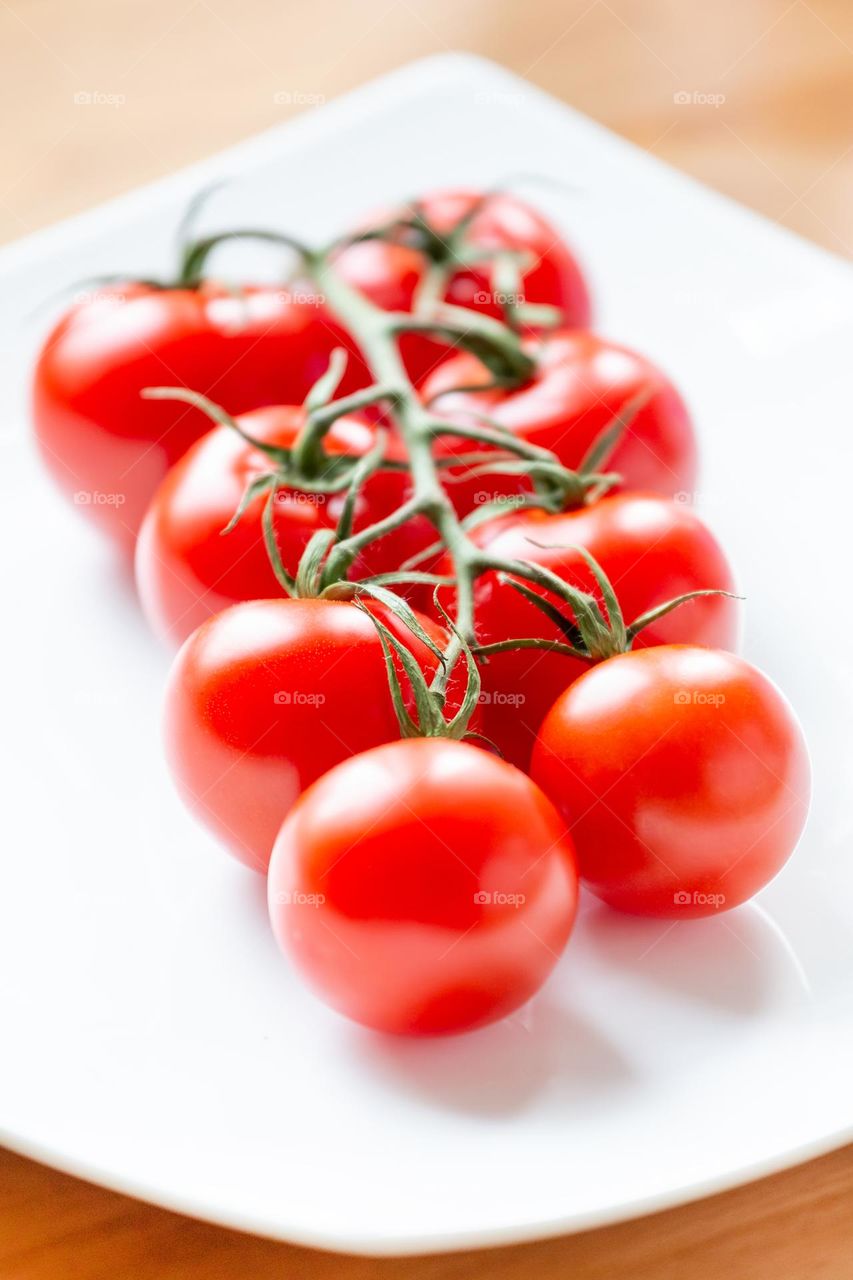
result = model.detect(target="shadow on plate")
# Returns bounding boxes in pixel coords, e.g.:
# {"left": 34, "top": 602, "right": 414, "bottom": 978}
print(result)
{"left": 346, "top": 898, "right": 809, "bottom": 1118}
{"left": 350, "top": 998, "right": 633, "bottom": 1118}
{"left": 578, "top": 897, "right": 811, "bottom": 1016}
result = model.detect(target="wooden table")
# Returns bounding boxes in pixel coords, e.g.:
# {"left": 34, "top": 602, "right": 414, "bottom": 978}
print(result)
{"left": 2, "top": 1144, "right": 852, "bottom": 1278}
{"left": 1, "top": 0, "right": 851, "bottom": 1274}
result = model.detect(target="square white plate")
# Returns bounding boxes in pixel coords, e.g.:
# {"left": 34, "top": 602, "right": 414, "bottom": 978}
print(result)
{"left": 1, "top": 54, "right": 852, "bottom": 1257}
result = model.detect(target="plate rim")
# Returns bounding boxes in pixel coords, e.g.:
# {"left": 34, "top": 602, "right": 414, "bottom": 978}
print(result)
{"left": 2, "top": 1123, "right": 850, "bottom": 1256}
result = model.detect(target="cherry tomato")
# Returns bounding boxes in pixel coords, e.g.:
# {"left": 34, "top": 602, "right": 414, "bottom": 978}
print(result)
{"left": 135, "top": 405, "right": 435, "bottom": 647}
{"left": 267, "top": 738, "right": 579, "bottom": 1034}
{"left": 32, "top": 282, "right": 367, "bottom": 553}
{"left": 532, "top": 646, "right": 810, "bottom": 917}
{"left": 457, "top": 494, "right": 738, "bottom": 768}
{"left": 422, "top": 330, "right": 697, "bottom": 506}
{"left": 164, "top": 598, "right": 469, "bottom": 873}
{"left": 336, "top": 189, "right": 592, "bottom": 385}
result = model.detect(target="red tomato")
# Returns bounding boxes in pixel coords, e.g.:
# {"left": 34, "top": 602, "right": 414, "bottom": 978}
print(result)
{"left": 165, "top": 598, "right": 469, "bottom": 873}
{"left": 135, "top": 405, "right": 435, "bottom": 647}
{"left": 267, "top": 738, "right": 579, "bottom": 1034}
{"left": 422, "top": 330, "right": 697, "bottom": 506}
{"left": 532, "top": 647, "right": 810, "bottom": 917}
{"left": 336, "top": 189, "right": 592, "bottom": 385}
{"left": 32, "top": 282, "right": 367, "bottom": 553}
{"left": 458, "top": 495, "right": 738, "bottom": 768}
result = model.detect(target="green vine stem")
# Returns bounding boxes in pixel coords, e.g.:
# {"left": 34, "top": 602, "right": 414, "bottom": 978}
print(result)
{"left": 305, "top": 251, "right": 638, "bottom": 705}
{"left": 303, "top": 249, "right": 736, "bottom": 721}
{"left": 146, "top": 206, "right": 736, "bottom": 736}
{"left": 311, "top": 254, "right": 486, "bottom": 699}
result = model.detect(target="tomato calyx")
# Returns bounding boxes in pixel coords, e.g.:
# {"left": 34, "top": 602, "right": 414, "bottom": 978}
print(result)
{"left": 473, "top": 543, "right": 740, "bottom": 665}
{"left": 60, "top": 189, "right": 315, "bottom": 299}
{"left": 141, "top": 380, "right": 407, "bottom": 600}
{"left": 350, "top": 591, "right": 484, "bottom": 744}
{"left": 430, "top": 414, "right": 623, "bottom": 516}
{"left": 173, "top": 218, "right": 544, "bottom": 387}
{"left": 170, "top": 186, "right": 316, "bottom": 288}
{"left": 176, "top": 229, "right": 313, "bottom": 289}
{"left": 334, "top": 190, "right": 564, "bottom": 334}
{"left": 424, "top": 384, "right": 654, "bottom": 524}
{"left": 155, "top": 213, "right": 728, "bottom": 730}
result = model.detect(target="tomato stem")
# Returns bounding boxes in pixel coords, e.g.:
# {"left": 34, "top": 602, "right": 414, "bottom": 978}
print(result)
{"left": 177, "top": 214, "right": 732, "bottom": 735}
{"left": 299, "top": 249, "right": 660, "bottom": 707}
{"left": 310, "top": 255, "right": 486, "bottom": 699}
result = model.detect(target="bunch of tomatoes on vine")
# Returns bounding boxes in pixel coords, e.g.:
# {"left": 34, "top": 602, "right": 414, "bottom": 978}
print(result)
{"left": 32, "top": 187, "right": 810, "bottom": 1036}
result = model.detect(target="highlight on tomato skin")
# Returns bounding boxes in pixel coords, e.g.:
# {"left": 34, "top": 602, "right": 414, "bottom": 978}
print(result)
{"left": 135, "top": 405, "right": 436, "bottom": 648}
{"left": 267, "top": 738, "right": 580, "bottom": 1036}
{"left": 531, "top": 646, "right": 811, "bottom": 919}
{"left": 162, "top": 598, "right": 473, "bottom": 874}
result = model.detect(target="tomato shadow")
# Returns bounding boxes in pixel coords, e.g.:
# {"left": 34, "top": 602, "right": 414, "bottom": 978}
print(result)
{"left": 348, "top": 996, "right": 633, "bottom": 1118}
{"left": 578, "top": 898, "right": 811, "bottom": 1017}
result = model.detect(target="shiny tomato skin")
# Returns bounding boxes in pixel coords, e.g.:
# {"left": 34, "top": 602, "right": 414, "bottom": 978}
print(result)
{"left": 32, "top": 283, "right": 367, "bottom": 553}
{"left": 268, "top": 738, "right": 579, "bottom": 1035}
{"left": 455, "top": 494, "right": 738, "bottom": 769}
{"left": 135, "top": 405, "right": 435, "bottom": 647}
{"left": 164, "top": 598, "right": 466, "bottom": 873}
{"left": 532, "top": 647, "right": 810, "bottom": 918}
{"left": 422, "top": 330, "right": 697, "bottom": 507}
{"left": 336, "top": 189, "right": 592, "bottom": 385}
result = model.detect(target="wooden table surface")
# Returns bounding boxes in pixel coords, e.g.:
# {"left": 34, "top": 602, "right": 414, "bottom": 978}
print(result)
{"left": 1, "top": 0, "right": 851, "bottom": 1275}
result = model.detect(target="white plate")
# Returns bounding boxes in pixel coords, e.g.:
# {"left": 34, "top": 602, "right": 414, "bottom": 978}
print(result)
{"left": 1, "top": 54, "right": 852, "bottom": 1257}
